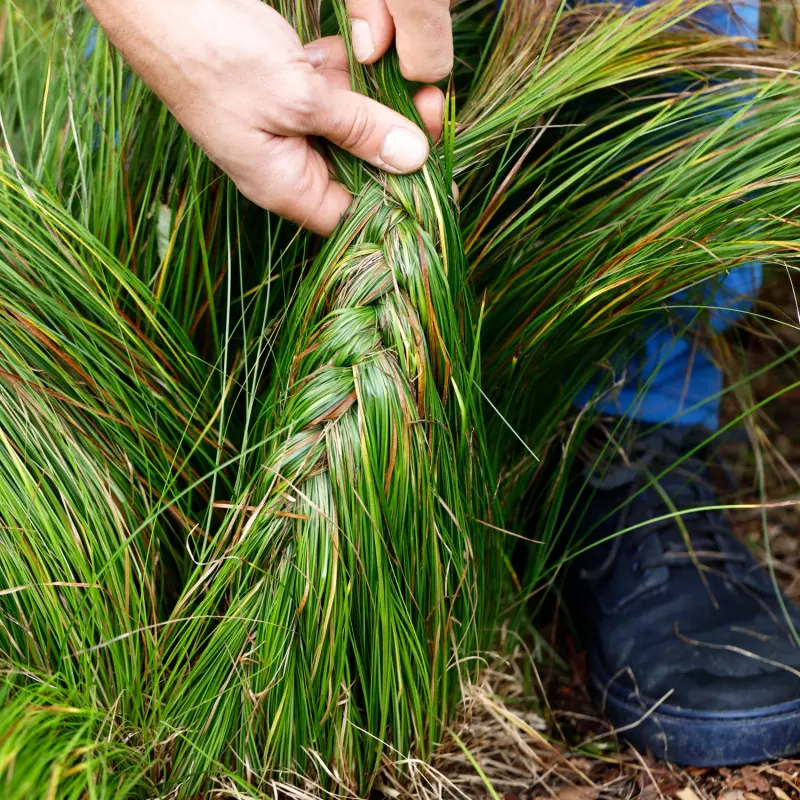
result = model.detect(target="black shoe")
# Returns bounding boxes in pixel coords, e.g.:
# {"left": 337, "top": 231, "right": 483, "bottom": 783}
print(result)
{"left": 565, "top": 423, "right": 800, "bottom": 766}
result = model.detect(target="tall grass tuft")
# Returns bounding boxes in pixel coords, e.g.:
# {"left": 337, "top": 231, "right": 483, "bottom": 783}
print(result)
{"left": 0, "top": 0, "right": 797, "bottom": 796}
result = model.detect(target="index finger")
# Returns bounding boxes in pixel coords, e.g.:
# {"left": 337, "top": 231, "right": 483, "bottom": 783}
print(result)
{"left": 345, "top": 0, "right": 395, "bottom": 64}
{"left": 385, "top": 0, "right": 453, "bottom": 83}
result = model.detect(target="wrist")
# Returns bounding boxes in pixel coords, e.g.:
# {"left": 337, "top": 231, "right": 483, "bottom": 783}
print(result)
{"left": 84, "top": 0, "right": 161, "bottom": 38}
{"left": 84, "top": 0, "right": 197, "bottom": 106}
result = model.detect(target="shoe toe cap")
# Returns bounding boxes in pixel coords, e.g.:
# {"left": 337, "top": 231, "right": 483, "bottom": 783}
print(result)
{"left": 611, "top": 618, "right": 800, "bottom": 713}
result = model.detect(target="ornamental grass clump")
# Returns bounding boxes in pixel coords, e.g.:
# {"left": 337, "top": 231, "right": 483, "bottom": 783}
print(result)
{"left": 0, "top": 0, "right": 799, "bottom": 796}
{"left": 0, "top": 167, "right": 225, "bottom": 796}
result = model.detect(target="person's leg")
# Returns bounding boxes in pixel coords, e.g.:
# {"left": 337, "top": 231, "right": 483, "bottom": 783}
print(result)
{"left": 564, "top": 0, "right": 800, "bottom": 768}
{"left": 575, "top": 0, "right": 761, "bottom": 430}
{"left": 575, "top": 262, "right": 762, "bottom": 428}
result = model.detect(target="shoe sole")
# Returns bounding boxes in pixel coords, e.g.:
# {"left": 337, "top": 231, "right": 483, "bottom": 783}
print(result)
{"left": 589, "top": 656, "right": 800, "bottom": 766}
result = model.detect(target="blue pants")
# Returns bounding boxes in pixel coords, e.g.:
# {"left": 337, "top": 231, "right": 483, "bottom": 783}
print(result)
{"left": 575, "top": 0, "right": 761, "bottom": 431}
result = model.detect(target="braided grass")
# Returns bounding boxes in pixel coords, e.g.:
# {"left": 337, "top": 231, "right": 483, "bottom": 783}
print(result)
{"left": 167, "top": 157, "right": 501, "bottom": 787}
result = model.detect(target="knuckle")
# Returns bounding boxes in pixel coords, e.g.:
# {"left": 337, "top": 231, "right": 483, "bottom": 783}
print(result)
{"left": 345, "top": 0, "right": 372, "bottom": 12}
{"left": 426, "top": 59, "right": 453, "bottom": 82}
{"left": 336, "top": 105, "right": 377, "bottom": 151}
{"left": 396, "top": 12, "right": 453, "bottom": 81}
{"left": 402, "top": 56, "right": 452, "bottom": 83}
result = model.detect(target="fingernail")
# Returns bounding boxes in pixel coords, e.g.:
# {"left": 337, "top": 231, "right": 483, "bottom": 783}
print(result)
{"left": 379, "top": 127, "right": 429, "bottom": 173}
{"left": 305, "top": 47, "right": 327, "bottom": 67}
{"left": 351, "top": 19, "right": 374, "bottom": 63}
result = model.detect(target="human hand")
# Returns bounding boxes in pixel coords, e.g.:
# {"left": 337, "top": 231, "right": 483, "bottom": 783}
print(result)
{"left": 85, "top": 0, "right": 450, "bottom": 234}
{"left": 345, "top": 0, "right": 454, "bottom": 81}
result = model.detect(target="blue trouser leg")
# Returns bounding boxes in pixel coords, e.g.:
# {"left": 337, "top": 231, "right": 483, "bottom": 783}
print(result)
{"left": 575, "top": 0, "right": 761, "bottom": 431}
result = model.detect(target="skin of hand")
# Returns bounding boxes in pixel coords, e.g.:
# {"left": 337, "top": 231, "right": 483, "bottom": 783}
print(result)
{"left": 84, "top": 0, "right": 451, "bottom": 235}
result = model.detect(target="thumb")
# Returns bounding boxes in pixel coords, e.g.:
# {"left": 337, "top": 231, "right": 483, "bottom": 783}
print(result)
{"left": 314, "top": 85, "right": 430, "bottom": 174}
